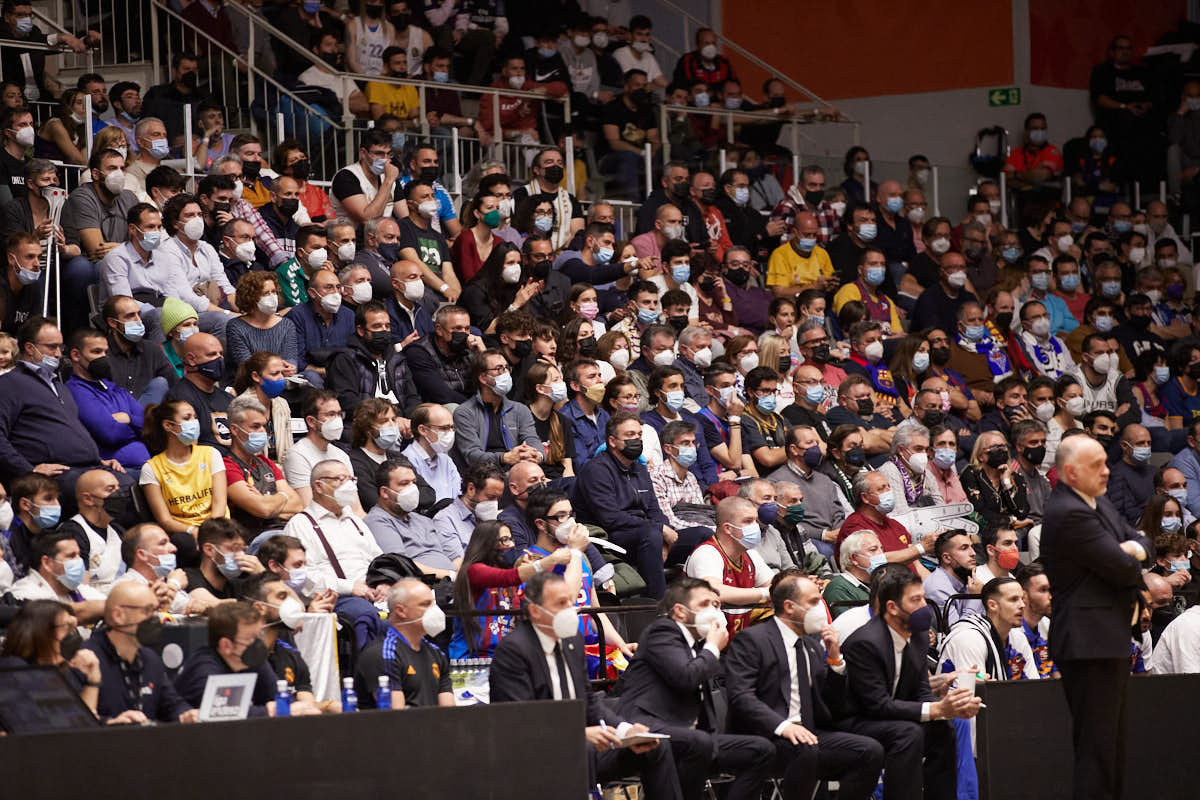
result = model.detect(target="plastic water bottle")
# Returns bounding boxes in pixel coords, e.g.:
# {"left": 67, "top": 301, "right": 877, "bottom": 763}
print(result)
{"left": 341, "top": 676, "right": 358, "bottom": 713}
{"left": 375, "top": 675, "right": 392, "bottom": 710}
{"left": 274, "top": 679, "right": 291, "bottom": 717}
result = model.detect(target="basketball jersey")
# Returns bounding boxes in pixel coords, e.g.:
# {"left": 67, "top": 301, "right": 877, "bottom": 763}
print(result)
{"left": 354, "top": 17, "right": 390, "bottom": 76}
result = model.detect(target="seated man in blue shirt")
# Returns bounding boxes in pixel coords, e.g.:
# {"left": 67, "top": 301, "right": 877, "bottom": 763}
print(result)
{"left": 401, "top": 403, "right": 461, "bottom": 504}
{"left": 575, "top": 412, "right": 709, "bottom": 599}
{"left": 64, "top": 327, "right": 150, "bottom": 472}
{"left": 365, "top": 457, "right": 458, "bottom": 579}
{"left": 285, "top": 267, "right": 356, "bottom": 377}
{"left": 640, "top": 365, "right": 721, "bottom": 487}
{"left": 561, "top": 358, "right": 611, "bottom": 469}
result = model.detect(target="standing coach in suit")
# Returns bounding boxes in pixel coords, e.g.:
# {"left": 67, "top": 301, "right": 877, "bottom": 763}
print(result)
{"left": 615, "top": 577, "right": 774, "bottom": 800}
{"left": 1041, "top": 433, "right": 1150, "bottom": 800}
{"left": 488, "top": 571, "right": 683, "bottom": 800}
{"left": 723, "top": 569, "right": 885, "bottom": 800}
{"left": 839, "top": 564, "right": 980, "bottom": 800}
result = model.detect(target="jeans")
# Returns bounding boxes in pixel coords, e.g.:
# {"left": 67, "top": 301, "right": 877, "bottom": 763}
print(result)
{"left": 138, "top": 376, "right": 169, "bottom": 406}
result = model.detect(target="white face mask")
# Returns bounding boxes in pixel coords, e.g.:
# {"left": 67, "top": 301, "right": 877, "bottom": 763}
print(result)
{"left": 320, "top": 291, "right": 342, "bottom": 314}
{"left": 403, "top": 279, "right": 425, "bottom": 302}
{"left": 906, "top": 450, "right": 928, "bottom": 473}
{"left": 427, "top": 428, "right": 455, "bottom": 454}
{"left": 1034, "top": 402, "right": 1055, "bottom": 421}
{"left": 474, "top": 499, "right": 499, "bottom": 521}
{"left": 307, "top": 248, "right": 328, "bottom": 270}
{"left": 337, "top": 242, "right": 356, "bottom": 262}
{"left": 417, "top": 199, "right": 440, "bottom": 218}
{"left": 537, "top": 603, "right": 581, "bottom": 639}
{"left": 391, "top": 483, "right": 420, "bottom": 513}
{"left": 14, "top": 126, "right": 35, "bottom": 147}
{"left": 104, "top": 169, "right": 126, "bottom": 194}
{"left": 608, "top": 348, "right": 630, "bottom": 369}
{"left": 332, "top": 480, "right": 359, "bottom": 508}
{"left": 232, "top": 179, "right": 244, "bottom": 199}
{"left": 652, "top": 349, "right": 676, "bottom": 367}
{"left": 235, "top": 241, "right": 256, "bottom": 263}
{"left": 690, "top": 347, "right": 713, "bottom": 368}
{"left": 692, "top": 605, "right": 724, "bottom": 637}
{"left": 257, "top": 293, "right": 279, "bottom": 314}
{"left": 182, "top": 216, "right": 205, "bottom": 241}
{"left": 422, "top": 603, "right": 446, "bottom": 637}
{"left": 351, "top": 282, "right": 373, "bottom": 304}
{"left": 739, "top": 353, "right": 759, "bottom": 373}
{"left": 0, "top": 499, "right": 12, "bottom": 531}
{"left": 930, "top": 237, "right": 951, "bottom": 255}
{"left": 319, "top": 416, "right": 343, "bottom": 441}
{"left": 863, "top": 340, "right": 884, "bottom": 363}
{"left": 501, "top": 262, "right": 522, "bottom": 284}
{"left": 802, "top": 605, "right": 827, "bottom": 634}
{"left": 551, "top": 516, "right": 577, "bottom": 544}
{"left": 946, "top": 271, "right": 967, "bottom": 289}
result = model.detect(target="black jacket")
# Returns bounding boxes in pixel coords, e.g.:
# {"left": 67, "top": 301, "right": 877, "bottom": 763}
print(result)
{"left": 324, "top": 333, "right": 420, "bottom": 419}
{"left": 406, "top": 335, "right": 473, "bottom": 405}
{"left": 724, "top": 617, "right": 844, "bottom": 735}
{"left": 1040, "top": 481, "right": 1149, "bottom": 662}
{"left": 715, "top": 194, "right": 771, "bottom": 257}
{"left": 840, "top": 614, "right": 933, "bottom": 723}
{"left": 173, "top": 645, "right": 279, "bottom": 717}
{"left": 616, "top": 616, "right": 721, "bottom": 730}
{"left": 83, "top": 627, "right": 193, "bottom": 722}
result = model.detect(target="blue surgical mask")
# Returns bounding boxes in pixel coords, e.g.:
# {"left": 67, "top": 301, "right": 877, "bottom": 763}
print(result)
{"left": 244, "top": 431, "right": 270, "bottom": 454}
{"left": 796, "top": 237, "right": 817, "bottom": 254}
{"left": 664, "top": 390, "right": 685, "bottom": 412}
{"left": 865, "top": 266, "right": 885, "bottom": 286}
{"left": 302, "top": 0, "right": 320, "bottom": 10}
{"left": 284, "top": 567, "right": 308, "bottom": 594}
{"left": 1154, "top": 365, "right": 1171, "bottom": 385}
{"left": 214, "top": 549, "right": 241, "bottom": 579}
{"left": 874, "top": 489, "right": 896, "bottom": 514}
{"left": 884, "top": 196, "right": 903, "bottom": 214}
{"left": 866, "top": 553, "right": 888, "bottom": 573}
{"left": 671, "top": 263, "right": 691, "bottom": 284}
{"left": 433, "top": 71, "right": 450, "bottom": 83}
{"left": 1100, "top": 280, "right": 1122, "bottom": 298}
{"left": 756, "top": 394, "right": 777, "bottom": 414}
{"left": 1090, "top": 137, "right": 1107, "bottom": 154}
{"left": 34, "top": 503, "right": 61, "bottom": 529}
{"left": 1169, "top": 488, "right": 1189, "bottom": 506}
{"left": 140, "top": 229, "right": 163, "bottom": 251}
{"left": 965, "top": 324, "right": 986, "bottom": 341}
{"left": 857, "top": 223, "right": 877, "bottom": 241}
{"left": 1131, "top": 445, "right": 1151, "bottom": 463}
{"left": 595, "top": 246, "right": 613, "bottom": 264}
{"left": 391, "top": 132, "right": 406, "bottom": 150}
{"left": 17, "top": 267, "right": 41, "bottom": 285}
{"left": 933, "top": 447, "right": 956, "bottom": 469}
{"left": 261, "top": 377, "right": 287, "bottom": 398}
{"left": 370, "top": 157, "right": 387, "bottom": 176}
{"left": 15, "top": 16, "right": 33, "bottom": 33}
{"left": 733, "top": 187, "right": 749, "bottom": 206}
{"left": 1112, "top": 219, "right": 1131, "bottom": 234}
{"left": 804, "top": 384, "right": 825, "bottom": 405}
{"left": 548, "top": 381, "right": 568, "bottom": 402}
{"left": 57, "top": 556, "right": 86, "bottom": 590}
{"left": 738, "top": 522, "right": 762, "bottom": 549}
{"left": 176, "top": 418, "right": 200, "bottom": 445}
{"left": 1162, "top": 517, "right": 1183, "bottom": 533}
{"left": 38, "top": 353, "right": 58, "bottom": 372}
{"left": 912, "top": 352, "right": 930, "bottom": 372}
{"left": 492, "top": 371, "right": 513, "bottom": 396}
{"left": 1093, "top": 314, "right": 1114, "bottom": 332}
{"left": 1031, "top": 272, "right": 1050, "bottom": 291}
{"left": 1001, "top": 247, "right": 1020, "bottom": 263}
{"left": 674, "top": 445, "right": 697, "bottom": 467}
{"left": 538, "top": 47, "right": 557, "bottom": 58}
{"left": 1060, "top": 273, "right": 1080, "bottom": 291}
{"left": 150, "top": 552, "right": 176, "bottom": 578}
{"left": 534, "top": 215, "right": 554, "bottom": 233}
{"left": 637, "top": 307, "right": 659, "bottom": 325}
{"left": 123, "top": 320, "right": 146, "bottom": 341}
{"left": 374, "top": 425, "right": 399, "bottom": 449}
{"left": 149, "top": 139, "right": 170, "bottom": 159}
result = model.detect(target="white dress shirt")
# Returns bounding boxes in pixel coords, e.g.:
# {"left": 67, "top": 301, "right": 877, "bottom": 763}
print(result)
{"left": 283, "top": 501, "right": 382, "bottom": 595}
{"left": 151, "top": 235, "right": 235, "bottom": 313}
{"left": 1151, "top": 606, "right": 1200, "bottom": 674}
{"left": 10, "top": 569, "right": 106, "bottom": 603}
{"left": 887, "top": 623, "right": 932, "bottom": 721}
{"left": 770, "top": 616, "right": 845, "bottom": 735}
{"left": 113, "top": 567, "right": 190, "bottom": 614}
{"left": 533, "top": 625, "right": 576, "bottom": 700}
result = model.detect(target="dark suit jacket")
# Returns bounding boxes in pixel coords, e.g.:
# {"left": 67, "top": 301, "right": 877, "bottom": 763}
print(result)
{"left": 841, "top": 615, "right": 934, "bottom": 723}
{"left": 723, "top": 618, "right": 844, "bottom": 736}
{"left": 489, "top": 619, "right": 617, "bottom": 727}
{"left": 616, "top": 617, "right": 720, "bottom": 729}
{"left": 1040, "top": 481, "right": 1149, "bottom": 662}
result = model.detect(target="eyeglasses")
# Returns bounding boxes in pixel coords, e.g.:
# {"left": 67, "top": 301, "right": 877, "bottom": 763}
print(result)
{"left": 484, "top": 365, "right": 510, "bottom": 376}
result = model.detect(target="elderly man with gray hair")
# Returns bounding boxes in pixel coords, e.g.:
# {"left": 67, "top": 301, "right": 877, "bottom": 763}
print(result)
{"left": 835, "top": 469, "right": 929, "bottom": 579}
{"left": 209, "top": 153, "right": 291, "bottom": 268}
{"left": 877, "top": 420, "right": 943, "bottom": 516}
{"left": 822, "top": 529, "right": 882, "bottom": 618}
{"left": 353, "top": 577, "right": 454, "bottom": 709}
{"left": 676, "top": 325, "right": 715, "bottom": 410}
{"left": 223, "top": 394, "right": 304, "bottom": 539}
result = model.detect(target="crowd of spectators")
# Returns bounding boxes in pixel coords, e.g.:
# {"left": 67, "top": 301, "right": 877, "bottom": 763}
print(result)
{"left": 1, "top": 9, "right": 1200, "bottom": 797}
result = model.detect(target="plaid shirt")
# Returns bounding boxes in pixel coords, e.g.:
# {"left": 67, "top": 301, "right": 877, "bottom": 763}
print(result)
{"left": 235, "top": 198, "right": 290, "bottom": 267}
{"left": 770, "top": 186, "right": 840, "bottom": 245}
{"left": 649, "top": 460, "right": 704, "bottom": 530}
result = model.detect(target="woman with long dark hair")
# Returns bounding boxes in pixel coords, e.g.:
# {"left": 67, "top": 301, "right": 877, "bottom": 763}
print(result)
{"left": 449, "top": 520, "right": 569, "bottom": 658}
{"left": 458, "top": 241, "right": 542, "bottom": 334}
{"left": 35, "top": 89, "right": 86, "bottom": 164}
{"left": 0, "top": 599, "right": 100, "bottom": 713}
{"left": 523, "top": 360, "right": 574, "bottom": 480}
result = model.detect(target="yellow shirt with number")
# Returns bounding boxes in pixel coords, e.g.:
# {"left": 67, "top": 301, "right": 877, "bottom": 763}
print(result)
{"left": 146, "top": 446, "right": 229, "bottom": 528}
{"left": 365, "top": 81, "right": 420, "bottom": 119}
{"left": 833, "top": 281, "right": 903, "bottom": 333}
{"left": 766, "top": 241, "right": 833, "bottom": 289}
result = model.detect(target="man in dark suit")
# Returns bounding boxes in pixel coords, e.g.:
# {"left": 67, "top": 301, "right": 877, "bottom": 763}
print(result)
{"left": 839, "top": 564, "right": 979, "bottom": 800}
{"left": 1041, "top": 434, "right": 1150, "bottom": 800}
{"left": 489, "top": 572, "right": 683, "bottom": 800}
{"left": 616, "top": 578, "right": 774, "bottom": 800}
{"left": 724, "top": 569, "right": 885, "bottom": 800}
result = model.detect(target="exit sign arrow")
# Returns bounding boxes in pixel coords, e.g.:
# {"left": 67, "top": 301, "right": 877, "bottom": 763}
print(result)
{"left": 988, "top": 87, "right": 1021, "bottom": 107}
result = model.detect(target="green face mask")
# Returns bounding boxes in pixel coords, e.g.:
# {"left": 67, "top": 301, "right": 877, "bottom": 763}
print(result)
{"left": 482, "top": 209, "right": 501, "bottom": 228}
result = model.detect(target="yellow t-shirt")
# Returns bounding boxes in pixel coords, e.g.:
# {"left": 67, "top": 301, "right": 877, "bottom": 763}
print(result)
{"left": 766, "top": 242, "right": 833, "bottom": 289}
{"left": 365, "top": 81, "right": 419, "bottom": 119}
{"left": 832, "top": 281, "right": 903, "bottom": 333}
{"left": 147, "top": 446, "right": 228, "bottom": 528}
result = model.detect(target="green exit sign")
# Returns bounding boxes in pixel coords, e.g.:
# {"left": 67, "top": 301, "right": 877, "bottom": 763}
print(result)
{"left": 988, "top": 87, "right": 1021, "bottom": 107}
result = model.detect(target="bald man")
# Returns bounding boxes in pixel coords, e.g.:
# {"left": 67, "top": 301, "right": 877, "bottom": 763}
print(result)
{"left": 82, "top": 582, "right": 199, "bottom": 723}
{"left": 1107, "top": 423, "right": 1155, "bottom": 524}
{"left": 1041, "top": 434, "right": 1150, "bottom": 800}
{"left": 385, "top": 258, "right": 435, "bottom": 344}
{"left": 113, "top": 522, "right": 192, "bottom": 614}
{"left": 164, "top": 332, "right": 232, "bottom": 451}
{"left": 1142, "top": 570, "right": 1174, "bottom": 645}
{"left": 58, "top": 469, "right": 126, "bottom": 591}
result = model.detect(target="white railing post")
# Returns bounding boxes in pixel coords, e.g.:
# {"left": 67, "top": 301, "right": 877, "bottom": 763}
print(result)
{"left": 1134, "top": 181, "right": 1141, "bottom": 210}
{"left": 931, "top": 165, "right": 940, "bottom": 216}
{"left": 863, "top": 159, "right": 870, "bottom": 201}
{"left": 565, "top": 134, "right": 576, "bottom": 196}
{"left": 419, "top": 84, "right": 429, "bottom": 137}
{"left": 492, "top": 90, "right": 502, "bottom": 158}
{"left": 719, "top": 148, "right": 727, "bottom": 176}
{"left": 247, "top": 20, "right": 256, "bottom": 107}
{"left": 790, "top": 121, "right": 799, "bottom": 184}
{"left": 451, "top": 125, "right": 462, "bottom": 199}
{"left": 725, "top": 110, "right": 733, "bottom": 145}
{"left": 660, "top": 102, "right": 670, "bottom": 164}
{"left": 184, "top": 102, "right": 194, "bottom": 176}
{"left": 1161, "top": 180, "right": 1167, "bottom": 204}
{"left": 643, "top": 142, "right": 652, "bottom": 199}
{"left": 84, "top": 94, "right": 93, "bottom": 160}
{"left": 151, "top": 6, "right": 160, "bottom": 82}
{"left": 999, "top": 171, "right": 1008, "bottom": 228}
{"left": 276, "top": 111, "right": 286, "bottom": 144}
{"left": 1063, "top": 177, "right": 1071, "bottom": 205}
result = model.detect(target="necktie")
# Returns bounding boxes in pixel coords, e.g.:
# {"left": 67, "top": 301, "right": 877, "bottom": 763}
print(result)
{"left": 553, "top": 642, "right": 573, "bottom": 700}
{"left": 795, "top": 638, "right": 814, "bottom": 727}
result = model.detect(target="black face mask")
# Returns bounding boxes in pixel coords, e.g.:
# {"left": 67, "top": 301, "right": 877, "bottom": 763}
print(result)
{"left": 952, "top": 565, "right": 972, "bottom": 585}
{"left": 449, "top": 330, "right": 469, "bottom": 353}
{"left": 364, "top": 3, "right": 383, "bottom": 17}
{"left": 122, "top": 615, "right": 164, "bottom": 648}
{"left": 668, "top": 315, "right": 688, "bottom": 333}
{"left": 1094, "top": 433, "right": 1114, "bottom": 449}
{"left": 809, "top": 343, "right": 830, "bottom": 364}
{"left": 986, "top": 447, "right": 1009, "bottom": 468}
{"left": 181, "top": 71, "right": 198, "bottom": 90}
{"left": 769, "top": 95, "right": 787, "bottom": 108}
{"left": 513, "top": 339, "right": 533, "bottom": 359}
{"left": 196, "top": 357, "right": 224, "bottom": 382}
{"left": 856, "top": 397, "right": 874, "bottom": 417}
{"left": 86, "top": 355, "right": 112, "bottom": 381}
{"left": 700, "top": 188, "right": 717, "bottom": 205}
{"left": 102, "top": 487, "right": 132, "bottom": 519}
{"left": 418, "top": 165, "right": 440, "bottom": 184}
{"left": 778, "top": 357, "right": 791, "bottom": 373}
{"left": 1002, "top": 404, "right": 1022, "bottom": 421}
{"left": 630, "top": 88, "right": 651, "bottom": 106}
{"left": 921, "top": 409, "right": 943, "bottom": 427}
{"left": 59, "top": 629, "right": 83, "bottom": 660}
{"left": 931, "top": 346, "right": 951, "bottom": 366}
{"left": 699, "top": 277, "right": 717, "bottom": 294}
{"left": 804, "top": 189, "right": 824, "bottom": 207}
{"left": 668, "top": 180, "right": 689, "bottom": 199}
{"left": 531, "top": 259, "right": 551, "bottom": 282}
{"left": 844, "top": 446, "right": 867, "bottom": 467}
{"left": 724, "top": 268, "right": 749, "bottom": 286}
{"left": 619, "top": 437, "right": 644, "bottom": 460}
{"left": 994, "top": 312, "right": 1013, "bottom": 331}
{"left": 578, "top": 337, "right": 597, "bottom": 356}
{"left": 378, "top": 242, "right": 400, "bottom": 264}
{"left": 237, "top": 638, "right": 269, "bottom": 669}
{"left": 1189, "top": 363, "right": 1200, "bottom": 381}
{"left": 321, "top": 51, "right": 343, "bottom": 69}
{"left": 241, "top": 160, "right": 261, "bottom": 181}
{"left": 542, "top": 165, "right": 565, "bottom": 185}
{"left": 390, "top": 11, "right": 410, "bottom": 27}
{"left": 1129, "top": 315, "right": 1151, "bottom": 330}
{"left": 366, "top": 330, "right": 392, "bottom": 354}
{"left": 276, "top": 197, "right": 300, "bottom": 218}
{"left": 1022, "top": 445, "right": 1046, "bottom": 465}
{"left": 212, "top": 201, "right": 232, "bottom": 216}
{"left": 290, "top": 159, "right": 310, "bottom": 182}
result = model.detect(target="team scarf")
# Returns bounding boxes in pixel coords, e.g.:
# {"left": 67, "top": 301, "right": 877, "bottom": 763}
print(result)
{"left": 848, "top": 353, "right": 899, "bottom": 397}
{"left": 1017, "top": 329, "right": 1071, "bottom": 377}
{"left": 890, "top": 455, "right": 928, "bottom": 506}
{"left": 854, "top": 280, "right": 894, "bottom": 330}
{"left": 525, "top": 181, "right": 574, "bottom": 250}
{"left": 954, "top": 334, "right": 1012, "bottom": 381}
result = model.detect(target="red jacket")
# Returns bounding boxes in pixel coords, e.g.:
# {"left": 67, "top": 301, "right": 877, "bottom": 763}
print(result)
{"left": 479, "top": 78, "right": 568, "bottom": 136}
